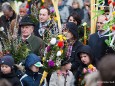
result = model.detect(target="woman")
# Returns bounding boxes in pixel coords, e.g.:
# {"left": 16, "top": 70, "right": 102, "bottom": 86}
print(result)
{"left": 62, "top": 22, "right": 83, "bottom": 74}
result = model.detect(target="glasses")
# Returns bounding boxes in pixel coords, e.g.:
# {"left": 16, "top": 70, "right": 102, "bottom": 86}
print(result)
{"left": 97, "top": 22, "right": 104, "bottom": 24}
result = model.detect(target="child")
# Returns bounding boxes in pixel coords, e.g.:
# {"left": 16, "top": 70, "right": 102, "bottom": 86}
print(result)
{"left": 74, "top": 45, "right": 96, "bottom": 86}
{"left": 49, "top": 58, "right": 75, "bottom": 86}
{"left": 0, "top": 55, "right": 21, "bottom": 86}
{"left": 20, "top": 53, "right": 44, "bottom": 86}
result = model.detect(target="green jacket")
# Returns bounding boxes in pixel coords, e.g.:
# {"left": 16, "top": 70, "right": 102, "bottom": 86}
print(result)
{"left": 26, "top": 34, "right": 45, "bottom": 56}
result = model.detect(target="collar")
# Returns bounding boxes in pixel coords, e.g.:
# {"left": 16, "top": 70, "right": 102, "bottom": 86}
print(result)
{"left": 57, "top": 70, "right": 70, "bottom": 77}
{"left": 39, "top": 20, "right": 50, "bottom": 28}
{"left": 22, "top": 34, "right": 31, "bottom": 42}
{"left": 97, "top": 31, "right": 107, "bottom": 38}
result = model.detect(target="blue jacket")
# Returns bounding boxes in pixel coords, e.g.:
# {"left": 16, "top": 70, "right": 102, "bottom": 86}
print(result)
{"left": 20, "top": 53, "right": 43, "bottom": 86}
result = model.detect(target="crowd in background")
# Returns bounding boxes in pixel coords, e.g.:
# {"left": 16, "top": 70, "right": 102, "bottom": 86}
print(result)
{"left": 0, "top": 0, "right": 115, "bottom": 86}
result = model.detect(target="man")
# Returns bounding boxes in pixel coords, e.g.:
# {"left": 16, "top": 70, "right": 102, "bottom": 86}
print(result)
{"left": 88, "top": 15, "right": 114, "bottom": 62}
{"left": 19, "top": 15, "right": 45, "bottom": 56}
{"left": 10, "top": 3, "right": 28, "bottom": 36}
{"left": 34, "top": 8, "right": 58, "bottom": 38}
{"left": 0, "top": 2, "right": 16, "bottom": 35}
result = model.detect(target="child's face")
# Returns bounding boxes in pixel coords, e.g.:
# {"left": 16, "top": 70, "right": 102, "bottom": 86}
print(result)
{"left": 1, "top": 64, "right": 11, "bottom": 74}
{"left": 30, "top": 65, "right": 39, "bottom": 72}
{"left": 64, "top": 62, "right": 72, "bottom": 70}
{"left": 80, "top": 53, "right": 90, "bottom": 65}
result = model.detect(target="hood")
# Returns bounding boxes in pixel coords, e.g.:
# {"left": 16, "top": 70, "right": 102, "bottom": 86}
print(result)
{"left": 25, "top": 53, "right": 41, "bottom": 69}
{"left": 77, "top": 45, "right": 95, "bottom": 64}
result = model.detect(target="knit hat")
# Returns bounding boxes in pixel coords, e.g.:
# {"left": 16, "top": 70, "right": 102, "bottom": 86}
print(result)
{"left": 66, "top": 22, "right": 79, "bottom": 39}
{"left": 61, "top": 58, "right": 71, "bottom": 66}
{"left": 19, "top": 15, "right": 35, "bottom": 26}
{"left": 0, "top": 55, "right": 14, "bottom": 69}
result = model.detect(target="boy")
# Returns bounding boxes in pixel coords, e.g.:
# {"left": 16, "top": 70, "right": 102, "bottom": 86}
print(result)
{"left": 0, "top": 55, "right": 21, "bottom": 86}
{"left": 20, "top": 53, "right": 44, "bottom": 86}
{"left": 49, "top": 58, "right": 75, "bottom": 86}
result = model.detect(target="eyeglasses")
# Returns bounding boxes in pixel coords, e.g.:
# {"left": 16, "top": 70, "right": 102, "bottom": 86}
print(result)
{"left": 97, "top": 22, "right": 104, "bottom": 24}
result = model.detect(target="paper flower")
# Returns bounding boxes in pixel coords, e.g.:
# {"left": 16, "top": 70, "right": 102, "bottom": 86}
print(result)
{"left": 58, "top": 41, "right": 64, "bottom": 48}
{"left": 82, "top": 22, "right": 87, "bottom": 26}
{"left": 0, "top": 27, "right": 4, "bottom": 31}
{"left": 48, "top": 60, "right": 55, "bottom": 67}
{"left": 57, "top": 35, "right": 66, "bottom": 41}
{"left": 46, "top": 46, "right": 51, "bottom": 52}
{"left": 56, "top": 51, "right": 62, "bottom": 56}
{"left": 50, "top": 38, "right": 56, "bottom": 45}
{"left": 83, "top": 68, "right": 88, "bottom": 74}
{"left": 112, "top": 25, "right": 115, "bottom": 30}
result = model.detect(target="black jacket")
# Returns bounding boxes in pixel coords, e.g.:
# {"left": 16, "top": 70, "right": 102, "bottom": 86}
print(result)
{"left": 70, "top": 40, "right": 83, "bottom": 73}
{"left": 88, "top": 32, "right": 114, "bottom": 61}
{"left": 74, "top": 45, "right": 96, "bottom": 86}
{"left": 0, "top": 70, "right": 21, "bottom": 86}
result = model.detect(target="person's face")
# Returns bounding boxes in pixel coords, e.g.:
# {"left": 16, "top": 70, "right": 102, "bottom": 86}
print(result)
{"left": 39, "top": 9, "right": 50, "bottom": 23}
{"left": 97, "top": 15, "right": 106, "bottom": 31}
{"left": 3, "top": 10, "right": 13, "bottom": 18}
{"left": 19, "top": 8, "right": 27, "bottom": 17}
{"left": 63, "top": 29, "right": 73, "bottom": 40}
{"left": 21, "top": 25, "right": 34, "bottom": 37}
{"left": 68, "top": 16, "right": 77, "bottom": 25}
{"left": 1, "top": 64, "right": 11, "bottom": 74}
{"left": 64, "top": 62, "right": 72, "bottom": 70}
{"left": 72, "top": 2, "right": 79, "bottom": 9}
{"left": 30, "top": 65, "right": 39, "bottom": 72}
{"left": 80, "top": 53, "right": 91, "bottom": 65}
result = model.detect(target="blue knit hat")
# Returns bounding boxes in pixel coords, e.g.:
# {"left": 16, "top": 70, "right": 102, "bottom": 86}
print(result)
{"left": 0, "top": 55, "right": 14, "bottom": 69}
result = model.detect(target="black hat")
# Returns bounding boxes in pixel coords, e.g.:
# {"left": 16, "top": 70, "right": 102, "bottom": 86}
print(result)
{"left": 19, "top": 15, "right": 35, "bottom": 26}
{"left": 0, "top": 55, "right": 14, "bottom": 69}
{"left": 66, "top": 22, "right": 78, "bottom": 39}
{"left": 61, "top": 58, "right": 71, "bottom": 66}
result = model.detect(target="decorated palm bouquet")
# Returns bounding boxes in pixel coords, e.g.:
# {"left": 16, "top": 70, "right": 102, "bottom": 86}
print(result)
{"left": 40, "top": 34, "right": 67, "bottom": 85}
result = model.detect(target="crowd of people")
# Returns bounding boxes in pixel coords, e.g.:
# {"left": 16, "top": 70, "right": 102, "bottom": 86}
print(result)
{"left": 0, "top": 0, "right": 115, "bottom": 86}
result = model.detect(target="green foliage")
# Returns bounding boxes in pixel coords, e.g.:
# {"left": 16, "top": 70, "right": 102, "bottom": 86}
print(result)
{"left": 92, "top": 10, "right": 105, "bottom": 20}
{"left": 0, "top": 31, "right": 30, "bottom": 63}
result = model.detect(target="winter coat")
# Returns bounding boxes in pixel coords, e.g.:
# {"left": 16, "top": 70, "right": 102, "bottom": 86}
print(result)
{"left": 0, "top": 11, "right": 16, "bottom": 35}
{"left": 88, "top": 32, "right": 114, "bottom": 61}
{"left": 20, "top": 34, "right": 45, "bottom": 56}
{"left": 20, "top": 70, "right": 43, "bottom": 86}
{"left": 74, "top": 45, "right": 96, "bottom": 86}
{"left": 71, "top": 8, "right": 84, "bottom": 20}
{"left": 70, "top": 40, "right": 83, "bottom": 74}
{"left": 49, "top": 70, "right": 75, "bottom": 86}
{"left": 20, "top": 53, "right": 43, "bottom": 86}
{"left": 0, "top": 70, "right": 21, "bottom": 86}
